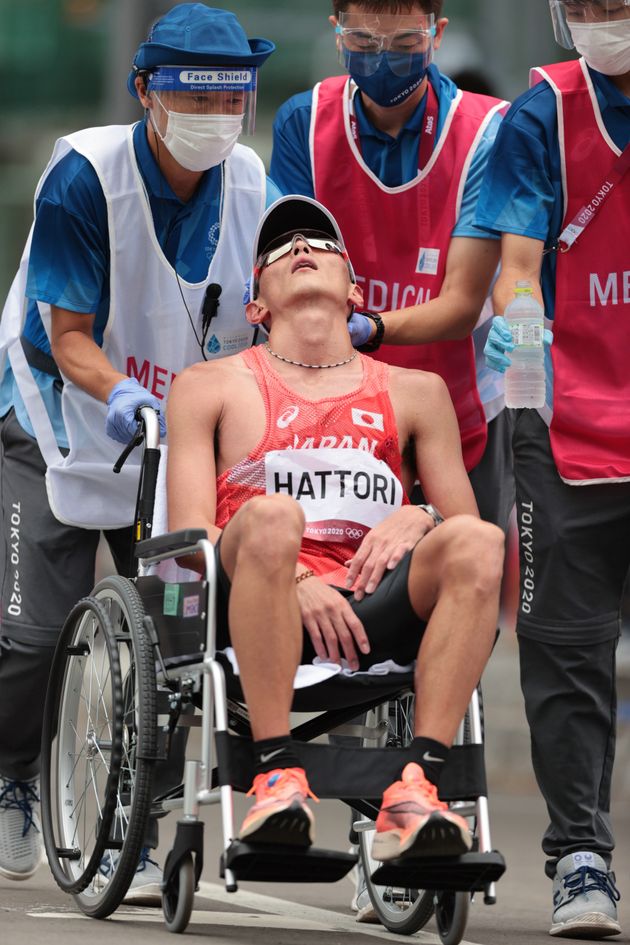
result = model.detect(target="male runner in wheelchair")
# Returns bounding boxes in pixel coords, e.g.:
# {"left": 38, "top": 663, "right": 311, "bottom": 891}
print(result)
{"left": 166, "top": 194, "right": 505, "bottom": 863}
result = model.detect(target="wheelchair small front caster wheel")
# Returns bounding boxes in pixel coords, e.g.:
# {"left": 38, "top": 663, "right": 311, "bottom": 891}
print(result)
{"left": 434, "top": 890, "right": 470, "bottom": 945}
{"left": 162, "top": 853, "right": 195, "bottom": 934}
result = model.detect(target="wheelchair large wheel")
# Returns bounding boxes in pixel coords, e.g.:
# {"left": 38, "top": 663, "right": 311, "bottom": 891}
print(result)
{"left": 41, "top": 576, "right": 157, "bottom": 918}
{"left": 358, "top": 694, "right": 434, "bottom": 935}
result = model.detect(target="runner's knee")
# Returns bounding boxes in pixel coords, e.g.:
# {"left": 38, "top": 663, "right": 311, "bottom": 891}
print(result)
{"left": 237, "top": 494, "right": 305, "bottom": 567}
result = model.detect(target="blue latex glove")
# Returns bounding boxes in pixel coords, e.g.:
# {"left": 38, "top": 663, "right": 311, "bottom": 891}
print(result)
{"left": 347, "top": 311, "right": 373, "bottom": 348}
{"left": 105, "top": 378, "right": 166, "bottom": 443}
{"left": 484, "top": 315, "right": 554, "bottom": 374}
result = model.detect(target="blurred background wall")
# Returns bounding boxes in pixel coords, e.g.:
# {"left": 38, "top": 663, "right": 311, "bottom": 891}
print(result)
{"left": 0, "top": 0, "right": 570, "bottom": 300}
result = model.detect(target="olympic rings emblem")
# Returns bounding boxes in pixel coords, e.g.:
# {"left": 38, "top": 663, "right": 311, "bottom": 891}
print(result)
{"left": 345, "top": 527, "right": 364, "bottom": 540}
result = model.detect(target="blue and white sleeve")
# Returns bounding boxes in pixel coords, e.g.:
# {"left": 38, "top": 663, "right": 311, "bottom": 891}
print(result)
{"left": 270, "top": 91, "right": 316, "bottom": 198}
{"left": 453, "top": 111, "right": 504, "bottom": 240}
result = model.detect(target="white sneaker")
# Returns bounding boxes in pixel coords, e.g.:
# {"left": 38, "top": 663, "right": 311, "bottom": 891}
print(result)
{"left": 0, "top": 774, "right": 43, "bottom": 881}
{"left": 122, "top": 847, "right": 163, "bottom": 906}
{"left": 550, "top": 851, "right": 621, "bottom": 938}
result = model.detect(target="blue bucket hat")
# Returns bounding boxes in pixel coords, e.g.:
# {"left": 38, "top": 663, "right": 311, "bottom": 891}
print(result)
{"left": 128, "top": 3, "right": 275, "bottom": 98}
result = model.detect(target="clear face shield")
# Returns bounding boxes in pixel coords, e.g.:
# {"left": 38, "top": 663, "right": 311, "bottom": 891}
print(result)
{"left": 335, "top": 11, "right": 436, "bottom": 78}
{"left": 549, "top": 0, "right": 630, "bottom": 48}
{"left": 147, "top": 65, "right": 258, "bottom": 133}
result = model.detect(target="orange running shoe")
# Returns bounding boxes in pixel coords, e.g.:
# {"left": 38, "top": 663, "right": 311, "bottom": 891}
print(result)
{"left": 239, "top": 768, "right": 317, "bottom": 847}
{"left": 372, "top": 763, "right": 472, "bottom": 861}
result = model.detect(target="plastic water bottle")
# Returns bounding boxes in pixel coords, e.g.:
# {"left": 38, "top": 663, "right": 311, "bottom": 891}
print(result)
{"left": 504, "top": 282, "right": 545, "bottom": 409}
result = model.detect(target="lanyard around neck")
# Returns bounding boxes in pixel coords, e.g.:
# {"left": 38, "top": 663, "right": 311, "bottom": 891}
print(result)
{"left": 347, "top": 78, "right": 439, "bottom": 173}
{"left": 554, "top": 140, "right": 630, "bottom": 252}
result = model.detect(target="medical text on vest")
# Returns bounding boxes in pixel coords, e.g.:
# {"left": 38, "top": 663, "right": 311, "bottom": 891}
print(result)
{"left": 589, "top": 271, "right": 630, "bottom": 308}
{"left": 127, "top": 357, "right": 177, "bottom": 400}
{"left": 355, "top": 275, "right": 432, "bottom": 312}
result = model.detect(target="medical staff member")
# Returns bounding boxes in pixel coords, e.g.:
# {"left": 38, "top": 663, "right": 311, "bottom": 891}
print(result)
{"left": 271, "top": 0, "right": 513, "bottom": 534}
{"left": 479, "top": 0, "right": 629, "bottom": 937}
{"left": 0, "top": 3, "right": 277, "bottom": 891}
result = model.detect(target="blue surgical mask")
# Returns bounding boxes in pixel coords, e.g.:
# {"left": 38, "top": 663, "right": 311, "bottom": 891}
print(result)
{"left": 345, "top": 51, "right": 430, "bottom": 108}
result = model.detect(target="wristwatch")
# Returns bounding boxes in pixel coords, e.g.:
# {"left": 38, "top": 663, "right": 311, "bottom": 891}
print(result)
{"left": 357, "top": 312, "right": 385, "bottom": 352}
{"left": 417, "top": 503, "right": 444, "bottom": 528}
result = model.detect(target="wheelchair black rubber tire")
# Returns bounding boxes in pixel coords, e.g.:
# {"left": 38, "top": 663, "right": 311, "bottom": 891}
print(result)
{"left": 358, "top": 696, "right": 434, "bottom": 934}
{"left": 162, "top": 853, "right": 195, "bottom": 934}
{"left": 434, "top": 890, "right": 470, "bottom": 945}
{"left": 41, "top": 596, "right": 124, "bottom": 895}
{"left": 72, "top": 576, "right": 158, "bottom": 918}
{"left": 359, "top": 830, "right": 435, "bottom": 934}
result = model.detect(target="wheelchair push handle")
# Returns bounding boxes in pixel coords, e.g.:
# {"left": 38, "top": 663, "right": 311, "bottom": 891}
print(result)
{"left": 113, "top": 406, "right": 162, "bottom": 474}
{"left": 138, "top": 405, "right": 162, "bottom": 451}
{"left": 112, "top": 406, "right": 162, "bottom": 545}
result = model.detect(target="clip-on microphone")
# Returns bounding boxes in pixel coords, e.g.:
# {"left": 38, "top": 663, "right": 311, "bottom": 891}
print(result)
{"left": 201, "top": 283, "right": 222, "bottom": 337}
{"left": 200, "top": 283, "right": 222, "bottom": 358}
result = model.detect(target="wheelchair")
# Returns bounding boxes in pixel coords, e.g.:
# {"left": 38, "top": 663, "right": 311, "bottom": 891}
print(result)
{"left": 40, "top": 408, "right": 505, "bottom": 941}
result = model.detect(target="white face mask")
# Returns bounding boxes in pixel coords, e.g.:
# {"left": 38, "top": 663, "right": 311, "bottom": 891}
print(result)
{"left": 152, "top": 95, "right": 243, "bottom": 171}
{"left": 569, "top": 19, "right": 630, "bottom": 77}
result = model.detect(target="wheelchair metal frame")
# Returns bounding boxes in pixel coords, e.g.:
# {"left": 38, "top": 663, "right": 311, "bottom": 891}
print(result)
{"left": 41, "top": 408, "right": 505, "bottom": 938}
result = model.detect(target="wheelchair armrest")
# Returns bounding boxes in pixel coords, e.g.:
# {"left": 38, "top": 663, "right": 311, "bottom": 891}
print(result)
{"left": 135, "top": 529, "right": 208, "bottom": 559}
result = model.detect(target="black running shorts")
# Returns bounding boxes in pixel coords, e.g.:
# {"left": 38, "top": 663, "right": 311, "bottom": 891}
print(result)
{"left": 215, "top": 542, "right": 426, "bottom": 672}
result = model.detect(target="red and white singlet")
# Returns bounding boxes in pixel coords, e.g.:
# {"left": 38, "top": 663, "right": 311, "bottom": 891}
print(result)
{"left": 215, "top": 346, "right": 410, "bottom": 585}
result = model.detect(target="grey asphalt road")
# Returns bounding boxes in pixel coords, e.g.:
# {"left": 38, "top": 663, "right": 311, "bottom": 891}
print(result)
{"left": 2, "top": 790, "right": 629, "bottom": 945}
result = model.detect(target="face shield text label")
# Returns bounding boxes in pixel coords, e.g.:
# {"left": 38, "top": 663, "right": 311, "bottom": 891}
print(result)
{"left": 149, "top": 67, "right": 257, "bottom": 93}
{"left": 179, "top": 70, "right": 253, "bottom": 86}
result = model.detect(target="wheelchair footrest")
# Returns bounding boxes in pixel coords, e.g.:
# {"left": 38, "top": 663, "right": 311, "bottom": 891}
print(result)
{"left": 370, "top": 850, "right": 506, "bottom": 892}
{"left": 220, "top": 841, "right": 357, "bottom": 884}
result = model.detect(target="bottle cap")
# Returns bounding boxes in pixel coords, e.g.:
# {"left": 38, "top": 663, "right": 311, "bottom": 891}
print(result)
{"left": 515, "top": 281, "right": 533, "bottom": 295}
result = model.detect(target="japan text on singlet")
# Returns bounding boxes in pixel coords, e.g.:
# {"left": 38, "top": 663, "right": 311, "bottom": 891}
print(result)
{"left": 215, "top": 346, "right": 410, "bottom": 585}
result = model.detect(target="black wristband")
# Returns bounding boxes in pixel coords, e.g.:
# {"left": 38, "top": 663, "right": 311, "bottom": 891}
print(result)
{"left": 357, "top": 312, "right": 385, "bottom": 352}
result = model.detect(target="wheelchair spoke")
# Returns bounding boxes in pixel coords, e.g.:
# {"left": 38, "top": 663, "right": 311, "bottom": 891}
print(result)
{"left": 40, "top": 578, "right": 157, "bottom": 914}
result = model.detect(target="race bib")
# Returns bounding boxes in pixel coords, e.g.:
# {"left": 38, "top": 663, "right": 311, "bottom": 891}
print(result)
{"left": 264, "top": 448, "right": 403, "bottom": 548}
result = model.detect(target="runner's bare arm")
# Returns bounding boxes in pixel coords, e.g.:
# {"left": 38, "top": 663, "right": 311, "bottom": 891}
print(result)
{"left": 492, "top": 234, "right": 545, "bottom": 315}
{"left": 375, "top": 237, "right": 500, "bottom": 344}
{"left": 347, "top": 369, "right": 479, "bottom": 599}
{"left": 166, "top": 361, "right": 226, "bottom": 552}
{"left": 404, "top": 369, "right": 479, "bottom": 517}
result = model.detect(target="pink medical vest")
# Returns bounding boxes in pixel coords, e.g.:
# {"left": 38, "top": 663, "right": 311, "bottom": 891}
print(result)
{"left": 312, "top": 75, "right": 504, "bottom": 471}
{"left": 532, "top": 61, "right": 630, "bottom": 483}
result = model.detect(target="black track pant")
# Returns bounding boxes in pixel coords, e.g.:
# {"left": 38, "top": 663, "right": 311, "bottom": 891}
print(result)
{"left": 511, "top": 409, "right": 629, "bottom": 878}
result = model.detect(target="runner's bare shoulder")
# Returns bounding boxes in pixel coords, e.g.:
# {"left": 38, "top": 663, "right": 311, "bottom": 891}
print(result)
{"left": 387, "top": 364, "right": 457, "bottom": 436}
{"left": 168, "top": 352, "right": 254, "bottom": 426}
{"left": 388, "top": 363, "right": 451, "bottom": 404}
{"left": 171, "top": 352, "right": 251, "bottom": 395}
